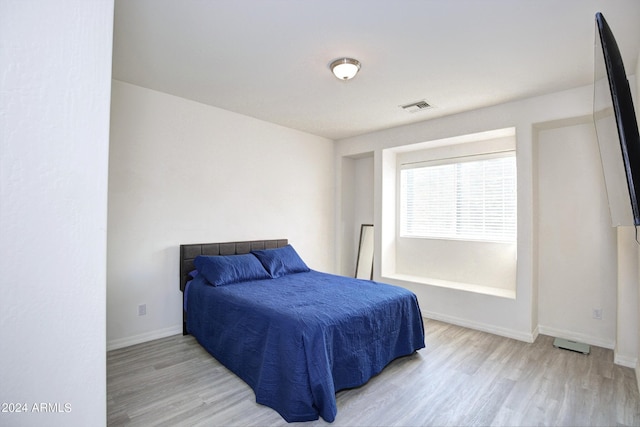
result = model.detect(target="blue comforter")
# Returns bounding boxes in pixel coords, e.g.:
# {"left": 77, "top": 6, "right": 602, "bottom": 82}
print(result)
{"left": 186, "top": 270, "right": 424, "bottom": 422}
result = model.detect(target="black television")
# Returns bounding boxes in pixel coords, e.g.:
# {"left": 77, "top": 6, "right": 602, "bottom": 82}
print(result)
{"left": 594, "top": 12, "right": 640, "bottom": 227}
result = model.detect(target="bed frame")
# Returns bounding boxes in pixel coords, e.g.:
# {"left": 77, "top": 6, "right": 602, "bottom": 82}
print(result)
{"left": 179, "top": 239, "right": 288, "bottom": 334}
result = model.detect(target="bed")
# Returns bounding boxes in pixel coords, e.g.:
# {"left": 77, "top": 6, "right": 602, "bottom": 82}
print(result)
{"left": 180, "top": 239, "right": 425, "bottom": 423}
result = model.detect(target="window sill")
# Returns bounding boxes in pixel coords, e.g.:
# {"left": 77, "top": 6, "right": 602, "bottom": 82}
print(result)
{"left": 382, "top": 273, "right": 516, "bottom": 300}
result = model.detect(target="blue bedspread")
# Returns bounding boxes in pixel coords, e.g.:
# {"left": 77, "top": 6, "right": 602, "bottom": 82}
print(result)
{"left": 186, "top": 270, "right": 425, "bottom": 422}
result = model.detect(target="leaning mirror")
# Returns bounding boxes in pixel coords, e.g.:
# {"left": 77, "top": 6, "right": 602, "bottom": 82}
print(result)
{"left": 355, "top": 224, "right": 374, "bottom": 280}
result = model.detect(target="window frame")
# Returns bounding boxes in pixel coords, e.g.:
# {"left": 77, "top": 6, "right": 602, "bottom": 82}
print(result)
{"left": 398, "top": 149, "right": 517, "bottom": 244}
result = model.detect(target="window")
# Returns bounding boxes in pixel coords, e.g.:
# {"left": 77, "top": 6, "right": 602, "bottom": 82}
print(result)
{"left": 400, "top": 152, "right": 517, "bottom": 242}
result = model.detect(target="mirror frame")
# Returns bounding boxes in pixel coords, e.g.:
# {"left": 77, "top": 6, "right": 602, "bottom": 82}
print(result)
{"left": 355, "top": 224, "right": 374, "bottom": 280}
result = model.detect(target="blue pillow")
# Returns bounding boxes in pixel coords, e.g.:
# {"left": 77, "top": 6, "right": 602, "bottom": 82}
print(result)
{"left": 252, "top": 244, "right": 310, "bottom": 278}
{"left": 194, "top": 254, "right": 270, "bottom": 286}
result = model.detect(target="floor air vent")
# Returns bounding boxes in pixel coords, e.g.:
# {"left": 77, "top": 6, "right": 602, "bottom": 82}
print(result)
{"left": 401, "top": 100, "right": 433, "bottom": 113}
{"left": 553, "top": 337, "right": 590, "bottom": 354}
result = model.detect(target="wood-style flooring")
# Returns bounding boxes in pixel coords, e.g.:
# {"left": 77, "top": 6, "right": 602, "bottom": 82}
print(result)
{"left": 107, "top": 319, "right": 640, "bottom": 426}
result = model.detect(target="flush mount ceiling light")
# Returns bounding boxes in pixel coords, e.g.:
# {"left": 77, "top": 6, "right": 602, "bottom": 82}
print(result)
{"left": 330, "top": 58, "right": 361, "bottom": 80}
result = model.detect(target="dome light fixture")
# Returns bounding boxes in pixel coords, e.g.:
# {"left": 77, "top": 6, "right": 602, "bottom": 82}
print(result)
{"left": 330, "top": 58, "right": 361, "bottom": 80}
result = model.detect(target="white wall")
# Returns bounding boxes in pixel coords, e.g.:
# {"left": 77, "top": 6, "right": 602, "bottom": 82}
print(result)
{"left": 617, "top": 226, "right": 639, "bottom": 366}
{"left": 536, "top": 120, "right": 617, "bottom": 349}
{"left": 0, "top": 1, "right": 113, "bottom": 426}
{"left": 107, "top": 81, "right": 335, "bottom": 349}
{"left": 395, "top": 238, "right": 517, "bottom": 291}
{"left": 336, "top": 83, "right": 612, "bottom": 343}
{"left": 339, "top": 155, "right": 375, "bottom": 276}
{"left": 354, "top": 157, "right": 375, "bottom": 229}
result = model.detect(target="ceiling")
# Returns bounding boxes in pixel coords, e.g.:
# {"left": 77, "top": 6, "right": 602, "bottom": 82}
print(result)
{"left": 112, "top": 0, "right": 640, "bottom": 140}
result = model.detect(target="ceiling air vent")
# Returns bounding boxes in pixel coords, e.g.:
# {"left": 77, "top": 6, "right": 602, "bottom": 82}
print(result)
{"left": 400, "top": 100, "right": 433, "bottom": 113}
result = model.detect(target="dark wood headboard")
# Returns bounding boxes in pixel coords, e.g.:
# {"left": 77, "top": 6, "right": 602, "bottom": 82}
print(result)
{"left": 179, "top": 239, "right": 288, "bottom": 292}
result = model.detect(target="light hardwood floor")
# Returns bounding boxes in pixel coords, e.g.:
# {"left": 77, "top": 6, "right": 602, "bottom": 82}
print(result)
{"left": 107, "top": 319, "right": 640, "bottom": 426}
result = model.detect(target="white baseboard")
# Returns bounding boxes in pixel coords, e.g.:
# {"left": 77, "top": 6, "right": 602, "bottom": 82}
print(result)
{"left": 424, "top": 316, "right": 636, "bottom": 368}
{"left": 537, "top": 325, "right": 615, "bottom": 350}
{"left": 614, "top": 352, "right": 638, "bottom": 369}
{"left": 107, "top": 325, "right": 183, "bottom": 351}
{"left": 423, "top": 311, "right": 538, "bottom": 343}
{"left": 531, "top": 324, "right": 540, "bottom": 342}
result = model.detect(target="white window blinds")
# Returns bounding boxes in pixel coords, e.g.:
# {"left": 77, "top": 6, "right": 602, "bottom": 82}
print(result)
{"left": 400, "top": 153, "right": 517, "bottom": 242}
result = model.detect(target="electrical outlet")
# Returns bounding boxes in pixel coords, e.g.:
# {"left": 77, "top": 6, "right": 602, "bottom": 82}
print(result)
{"left": 592, "top": 308, "right": 602, "bottom": 320}
{"left": 138, "top": 304, "right": 147, "bottom": 316}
